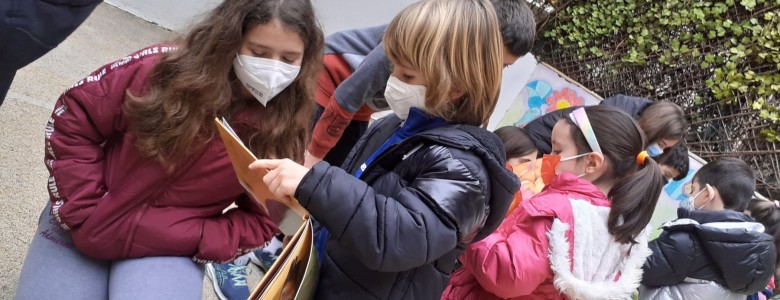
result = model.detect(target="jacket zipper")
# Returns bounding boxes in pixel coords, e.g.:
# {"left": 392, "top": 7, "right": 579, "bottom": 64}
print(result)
{"left": 359, "top": 140, "right": 429, "bottom": 180}
{"left": 122, "top": 202, "right": 150, "bottom": 257}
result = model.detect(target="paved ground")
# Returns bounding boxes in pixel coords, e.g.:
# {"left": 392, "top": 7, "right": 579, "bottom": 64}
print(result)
{"left": 0, "top": 4, "right": 260, "bottom": 299}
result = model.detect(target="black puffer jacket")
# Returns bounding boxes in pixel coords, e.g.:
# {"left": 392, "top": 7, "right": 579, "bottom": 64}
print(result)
{"left": 640, "top": 208, "right": 776, "bottom": 298}
{"left": 524, "top": 94, "right": 653, "bottom": 155}
{"left": 295, "top": 114, "right": 519, "bottom": 300}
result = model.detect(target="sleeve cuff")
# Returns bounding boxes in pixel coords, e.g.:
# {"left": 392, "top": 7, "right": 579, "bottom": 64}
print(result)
{"left": 295, "top": 161, "right": 332, "bottom": 208}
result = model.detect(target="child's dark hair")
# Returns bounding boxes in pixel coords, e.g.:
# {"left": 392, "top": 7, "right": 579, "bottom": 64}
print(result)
{"left": 656, "top": 144, "right": 689, "bottom": 181}
{"left": 565, "top": 106, "right": 664, "bottom": 244}
{"left": 494, "top": 126, "right": 536, "bottom": 160}
{"left": 491, "top": 0, "right": 535, "bottom": 57}
{"left": 694, "top": 157, "right": 755, "bottom": 211}
{"left": 746, "top": 198, "right": 780, "bottom": 292}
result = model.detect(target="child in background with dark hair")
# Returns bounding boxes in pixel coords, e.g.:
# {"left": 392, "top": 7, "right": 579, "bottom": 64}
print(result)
{"left": 443, "top": 105, "right": 665, "bottom": 299}
{"left": 494, "top": 126, "right": 539, "bottom": 216}
{"left": 746, "top": 198, "right": 780, "bottom": 299}
{"left": 304, "top": 0, "right": 537, "bottom": 168}
{"left": 494, "top": 126, "right": 538, "bottom": 167}
{"left": 656, "top": 144, "right": 689, "bottom": 183}
{"left": 640, "top": 158, "right": 776, "bottom": 300}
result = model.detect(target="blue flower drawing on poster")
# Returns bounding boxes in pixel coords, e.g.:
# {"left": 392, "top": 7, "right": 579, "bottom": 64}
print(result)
{"left": 494, "top": 63, "right": 602, "bottom": 129}
{"left": 514, "top": 80, "right": 553, "bottom": 126}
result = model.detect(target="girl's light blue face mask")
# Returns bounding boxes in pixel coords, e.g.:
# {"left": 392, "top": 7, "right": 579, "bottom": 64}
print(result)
{"left": 647, "top": 143, "right": 664, "bottom": 157}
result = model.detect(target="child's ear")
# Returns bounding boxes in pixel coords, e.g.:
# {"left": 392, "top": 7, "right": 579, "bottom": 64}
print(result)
{"left": 584, "top": 152, "right": 606, "bottom": 174}
{"left": 706, "top": 184, "right": 720, "bottom": 203}
{"left": 448, "top": 83, "right": 466, "bottom": 100}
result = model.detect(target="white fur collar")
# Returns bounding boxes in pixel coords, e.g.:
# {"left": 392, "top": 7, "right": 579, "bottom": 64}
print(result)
{"left": 547, "top": 199, "right": 653, "bottom": 300}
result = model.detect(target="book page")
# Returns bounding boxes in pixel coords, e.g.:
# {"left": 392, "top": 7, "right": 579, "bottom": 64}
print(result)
{"left": 249, "top": 216, "right": 309, "bottom": 300}
{"left": 215, "top": 118, "right": 308, "bottom": 217}
{"left": 293, "top": 218, "right": 319, "bottom": 300}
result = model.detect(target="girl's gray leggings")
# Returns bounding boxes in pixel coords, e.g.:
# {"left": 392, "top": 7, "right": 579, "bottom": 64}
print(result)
{"left": 14, "top": 203, "right": 204, "bottom": 300}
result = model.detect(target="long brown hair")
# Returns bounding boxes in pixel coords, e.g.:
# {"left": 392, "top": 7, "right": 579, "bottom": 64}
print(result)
{"left": 125, "top": 0, "right": 323, "bottom": 168}
{"left": 747, "top": 198, "right": 780, "bottom": 292}
{"left": 638, "top": 101, "right": 687, "bottom": 145}
{"left": 565, "top": 106, "right": 664, "bottom": 244}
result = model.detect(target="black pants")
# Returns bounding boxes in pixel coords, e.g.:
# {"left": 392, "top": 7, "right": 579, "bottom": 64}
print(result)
{"left": 312, "top": 104, "right": 369, "bottom": 168}
{"left": 0, "top": 0, "right": 102, "bottom": 108}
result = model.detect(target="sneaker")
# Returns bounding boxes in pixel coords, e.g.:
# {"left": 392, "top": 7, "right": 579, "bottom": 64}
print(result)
{"left": 205, "top": 255, "right": 251, "bottom": 300}
{"left": 249, "top": 234, "right": 284, "bottom": 272}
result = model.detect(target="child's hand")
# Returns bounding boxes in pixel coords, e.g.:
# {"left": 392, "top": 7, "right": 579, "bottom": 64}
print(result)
{"left": 249, "top": 159, "right": 309, "bottom": 199}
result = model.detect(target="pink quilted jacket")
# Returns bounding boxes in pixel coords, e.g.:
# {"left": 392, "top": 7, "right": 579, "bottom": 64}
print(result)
{"left": 442, "top": 173, "right": 652, "bottom": 300}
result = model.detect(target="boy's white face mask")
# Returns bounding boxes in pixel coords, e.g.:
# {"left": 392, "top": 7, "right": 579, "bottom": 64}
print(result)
{"left": 682, "top": 184, "right": 713, "bottom": 210}
{"left": 384, "top": 75, "right": 427, "bottom": 120}
{"left": 233, "top": 54, "right": 300, "bottom": 106}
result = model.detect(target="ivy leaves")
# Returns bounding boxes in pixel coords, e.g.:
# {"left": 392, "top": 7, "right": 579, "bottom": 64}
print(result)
{"left": 544, "top": 0, "right": 780, "bottom": 141}
{"left": 740, "top": 0, "right": 758, "bottom": 10}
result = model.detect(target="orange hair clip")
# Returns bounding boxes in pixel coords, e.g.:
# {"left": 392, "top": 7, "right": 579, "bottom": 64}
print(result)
{"left": 636, "top": 151, "right": 649, "bottom": 165}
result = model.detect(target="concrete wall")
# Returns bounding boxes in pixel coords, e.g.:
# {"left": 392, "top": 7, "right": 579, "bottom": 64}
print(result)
{"left": 105, "top": 0, "right": 417, "bottom": 34}
{"left": 105, "top": 0, "right": 221, "bottom": 32}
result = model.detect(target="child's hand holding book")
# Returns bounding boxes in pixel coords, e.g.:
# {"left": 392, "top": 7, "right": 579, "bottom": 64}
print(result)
{"left": 249, "top": 159, "right": 309, "bottom": 200}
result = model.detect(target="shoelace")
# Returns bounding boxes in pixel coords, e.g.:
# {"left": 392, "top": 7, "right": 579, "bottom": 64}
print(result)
{"left": 227, "top": 264, "right": 248, "bottom": 287}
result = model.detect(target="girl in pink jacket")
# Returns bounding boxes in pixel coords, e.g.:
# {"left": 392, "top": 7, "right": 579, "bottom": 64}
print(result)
{"left": 443, "top": 105, "right": 666, "bottom": 300}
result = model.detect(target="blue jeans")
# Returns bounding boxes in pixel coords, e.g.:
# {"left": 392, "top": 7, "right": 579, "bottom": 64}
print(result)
{"left": 14, "top": 203, "right": 204, "bottom": 300}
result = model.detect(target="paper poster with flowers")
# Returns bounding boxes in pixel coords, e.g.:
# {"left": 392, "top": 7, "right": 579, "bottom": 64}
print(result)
{"left": 495, "top": 62, "right": 602, "bottom": 128}
{"left": 491, "top": 62, "right": 700, "bottom": 240}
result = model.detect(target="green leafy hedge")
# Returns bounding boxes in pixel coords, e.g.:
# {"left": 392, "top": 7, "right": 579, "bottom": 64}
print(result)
{"left": 543, "top": 0, "right": 780, "bottom": 140}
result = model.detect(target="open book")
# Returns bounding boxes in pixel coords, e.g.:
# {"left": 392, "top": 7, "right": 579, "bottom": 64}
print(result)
{"left": 215, "top": 118, "right": 319, "bottom": 300}
{"left": 250, "top": 213, "right": 319, "bottom": 300}
{"left": 214, "top": 117, "right": 307, "bottom": 217}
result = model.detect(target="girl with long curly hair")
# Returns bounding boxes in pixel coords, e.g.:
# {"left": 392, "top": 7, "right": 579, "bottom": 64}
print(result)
{"left": 15, "top": 0, "right": 322, "bottom": 299}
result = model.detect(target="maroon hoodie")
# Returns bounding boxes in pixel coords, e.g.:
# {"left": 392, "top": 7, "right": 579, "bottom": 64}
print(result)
{"left": 44, "top": 45, "right": 276, "bottom": 263}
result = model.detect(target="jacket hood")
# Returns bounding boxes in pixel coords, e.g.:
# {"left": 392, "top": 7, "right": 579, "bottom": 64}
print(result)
{"left": 414, "top": 124, "right": 520, "bottom": 241}
{"left": 664, "top": 209, "right": 776, "bottom": 294}
{"left": 677, "top": 207, "right": 755, "bottom": 223}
